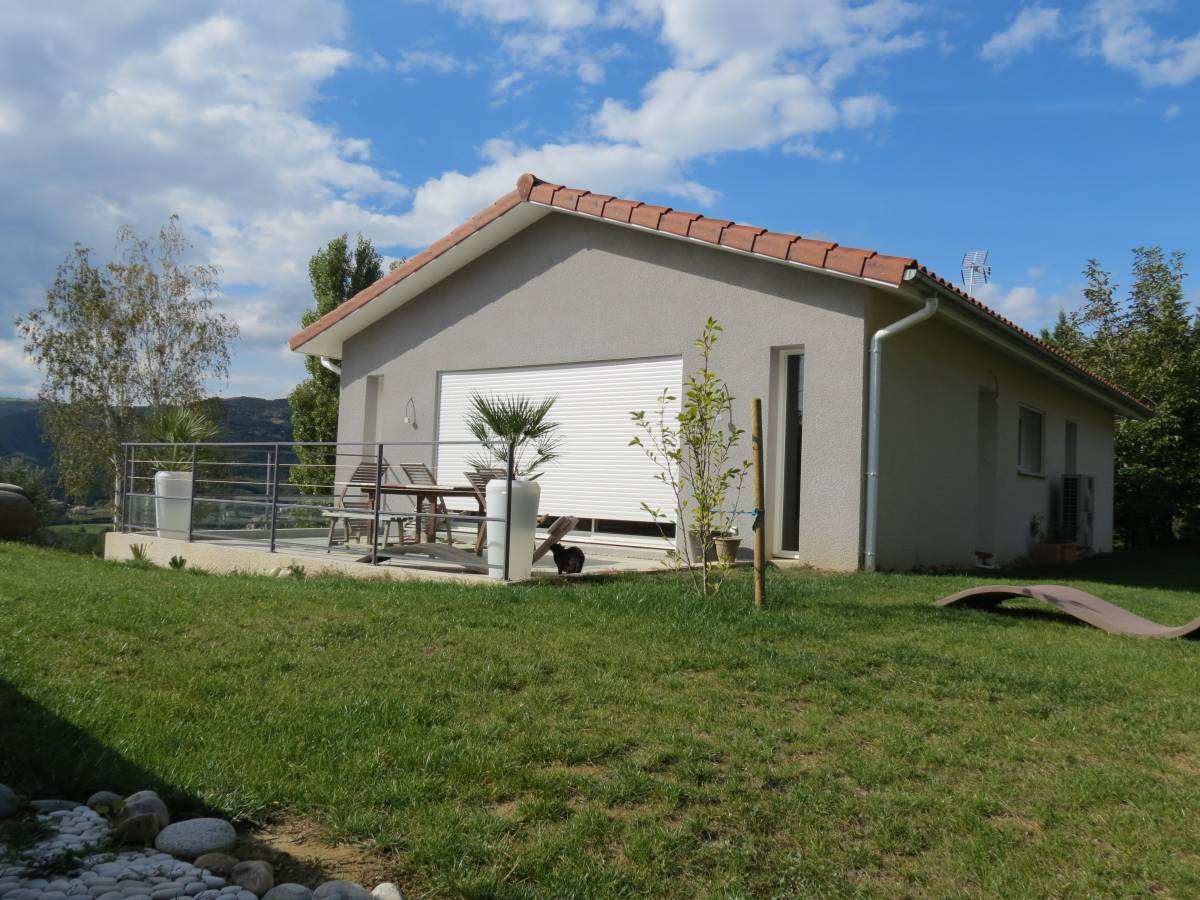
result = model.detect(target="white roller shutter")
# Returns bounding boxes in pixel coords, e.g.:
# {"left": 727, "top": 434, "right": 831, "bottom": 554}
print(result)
{"left": 435, "top": 356, "right": 682, "bottom": 522}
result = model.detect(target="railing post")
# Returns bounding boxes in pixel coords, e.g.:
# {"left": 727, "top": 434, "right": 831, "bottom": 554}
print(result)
{"left": 126, "top": 444, "right": 135, "bottom": 533}
{"left": 371, "top": 442, "right": 384, "bottom": 565}
{"left": 186, "top": 443, "right": 197, "bottom": 543}
{"left": 117, "top": 444, "right": 128, "bottom": 533}
{"left": 269, "top": 443, "right": 281, "bottom": 553}
{"left": 503, "top": 438, "right": 515, "bottom": 582}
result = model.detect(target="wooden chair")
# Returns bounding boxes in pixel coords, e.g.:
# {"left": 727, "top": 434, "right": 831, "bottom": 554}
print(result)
{"left": 324, "top": 461, "right": 409, "bottom": 550}
{"left": 464, "top": 468, "right": 506, "bottom": 554}
{"left": 399, "top": 462, "right": 471, "bottom": 543}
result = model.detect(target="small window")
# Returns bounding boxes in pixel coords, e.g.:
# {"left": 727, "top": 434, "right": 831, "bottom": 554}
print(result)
{"left": 1018, "top": 405, "right": 1044, "bottom": 475}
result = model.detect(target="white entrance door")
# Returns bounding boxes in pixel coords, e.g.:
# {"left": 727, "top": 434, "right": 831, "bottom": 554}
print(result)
{"left": 435, "top": 356, "right": 682, "bottom": 522}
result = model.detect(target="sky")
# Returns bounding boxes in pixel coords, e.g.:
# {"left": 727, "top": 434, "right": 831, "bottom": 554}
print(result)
{"left": 0, "top": 0, "right": 1197, "bottom": 399}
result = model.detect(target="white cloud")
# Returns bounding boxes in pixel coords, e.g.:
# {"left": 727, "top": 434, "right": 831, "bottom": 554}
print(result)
{"left": 436, "top": 0, "right": 598, "bottom": 29}
{"left": 1084, "top": 0, "right": 1200, "bottom": 86}
{"left": 632, "top": 0, "right": 921, "bottom": 69}
{"left": 0, "top": 338, "right": 38, "bottom": 398}
{"left": 0, "top": 0, "right": 927, "bottom": 397}
{"left": 840, "top": 94, "right": 895, "bottom": 128}
{"left": 596, "top": 56, "right": 840, "bottom": 156}
{"left": 974, "top": 282, "right": 1073, "bottom": 330}
{"left": 0, "top": 2, "right": 410, "bottom": 396}
{"left": 392, "top": 138, "right": 716, "bottom": 242}
{"left": 981, "top": 6, "right": 1062, "bottom": 63}
{"left": 1165, "top": 102, "right": 1181, "bottom": 118}
{"left": 395, "top": 49, "right": 471, "bottom": 74}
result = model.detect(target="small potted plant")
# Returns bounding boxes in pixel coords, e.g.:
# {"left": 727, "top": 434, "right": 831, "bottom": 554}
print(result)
{"left": 713, "top": 529, "right": 741, "bottom": 564}
{"left": 465, "top": 393, "right": 561, "bottom": 580}
{"left": 149, "top": 407, "right": 218, "bottom": 539}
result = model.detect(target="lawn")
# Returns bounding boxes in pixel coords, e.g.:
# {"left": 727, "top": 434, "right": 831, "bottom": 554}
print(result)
{"left": 2, "top": 543, "right": 1199, "bottom": 898}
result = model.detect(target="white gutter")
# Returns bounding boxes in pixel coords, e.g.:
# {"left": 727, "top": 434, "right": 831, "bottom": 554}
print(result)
{"left": 864, "top": 293, "right": 939, "bottom": 572}
{"left": 319, "top": 357, "right": 341, "bottom": 375}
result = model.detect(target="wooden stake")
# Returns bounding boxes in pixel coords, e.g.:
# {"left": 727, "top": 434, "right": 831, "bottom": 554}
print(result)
{"left": 751, "top": 398, "right": 766, "bottom": 609}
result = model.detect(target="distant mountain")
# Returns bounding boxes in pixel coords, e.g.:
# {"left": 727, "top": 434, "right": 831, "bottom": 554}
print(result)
{"left": 0, "top": 397, "right": 294, "bottom": 468}
{"left": 0, "top": 399, "right": 49, "bottom": 464}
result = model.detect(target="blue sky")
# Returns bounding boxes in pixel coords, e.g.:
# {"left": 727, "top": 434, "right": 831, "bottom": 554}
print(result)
{"left": 0, "top": 0, "right": 1197, "bottom": 398}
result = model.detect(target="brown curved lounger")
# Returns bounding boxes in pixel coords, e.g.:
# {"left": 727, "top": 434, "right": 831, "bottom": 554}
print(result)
{"left": 937, "top": 584, "right": 1200, "bottom": 639}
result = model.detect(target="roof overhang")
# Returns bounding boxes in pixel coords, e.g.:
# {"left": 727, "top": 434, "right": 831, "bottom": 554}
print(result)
{"left": 900, "top": 271, "right": 1151, "bottom": 419}
{"left": 288, "top": 197, "right": 550, "bottom": 358}
{"left": 289, "top": 172, "right": 1149, "bottom": 418}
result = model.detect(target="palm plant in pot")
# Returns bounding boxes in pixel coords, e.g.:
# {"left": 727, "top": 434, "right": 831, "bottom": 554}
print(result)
{"left": 465, "top": 393, "right": 561, "bottom": 580}
{"left": 148, "top": 407, "right": 219, "bottom": 539}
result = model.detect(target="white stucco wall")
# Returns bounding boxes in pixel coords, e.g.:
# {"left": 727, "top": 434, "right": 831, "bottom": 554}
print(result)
{"left": 336, "top": 213, "right": 871, "bottom": 570}
{"left": 867, "top": 296, "right": 1116, "bottom": 569}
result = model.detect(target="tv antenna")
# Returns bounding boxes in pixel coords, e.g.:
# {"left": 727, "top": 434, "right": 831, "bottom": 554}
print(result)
{"left": 961, "top": 250, "right": 991, "bottom": 298}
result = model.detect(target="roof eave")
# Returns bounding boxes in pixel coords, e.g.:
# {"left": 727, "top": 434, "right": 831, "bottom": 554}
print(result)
{"left": 906, "top": 271, "right": 1151, "bottom": 419}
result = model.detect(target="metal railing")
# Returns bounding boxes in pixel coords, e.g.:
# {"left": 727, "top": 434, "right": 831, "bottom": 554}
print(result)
{"left": 118, "top": 438, "right": 518, "bottom": 581}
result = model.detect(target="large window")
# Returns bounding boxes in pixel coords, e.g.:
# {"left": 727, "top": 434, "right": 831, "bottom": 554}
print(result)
{"left": 1018, "top": 405, "right": 1044, "bottom": 475}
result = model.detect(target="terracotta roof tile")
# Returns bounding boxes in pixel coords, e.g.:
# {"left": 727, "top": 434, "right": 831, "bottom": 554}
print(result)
{"left": 720, "top": 224, "right": 766, "bottom": 252}
{"left": 788, "top": 239, "right": 836, "bottom": 268}
{"left": 630, "top": 204, "right": 670, "bottom": 229}
{"left": 576, "top": 193, "right": 613, "bottom": 216}
{"left": 288, "top": 172, "right": 1148, "bottom": 413}
{"left": 660, "top": 210, "right": 702, "bottom": 236}
{"left": 825, "top": 246, "right": 874, "bottom": 277}
{"left": 752, "top": 231, "right": 799, "bottom": 259}
{"left": 528, "top": 181, "right": 561, "bottom": 204}
{"left": 688, "top": 217, "right": 732, "bottom": 244}
{"left": 552, "top": 188, "right": 587, "bottom": 211}
{"left": 863, "top": 253, "right": 915, "bottom": 284}
{"left": 602, "top": 198, "right": 640, "bottom": 223}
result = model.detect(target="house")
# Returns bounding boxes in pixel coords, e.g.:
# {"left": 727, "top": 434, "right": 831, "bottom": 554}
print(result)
{"left": 288, "top": 173, "right": 1148, "bottom": 572}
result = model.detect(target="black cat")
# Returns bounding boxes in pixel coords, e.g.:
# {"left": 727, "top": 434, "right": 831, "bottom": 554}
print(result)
{"left": 549, "top": 543, "right": 585, "bottom": 575}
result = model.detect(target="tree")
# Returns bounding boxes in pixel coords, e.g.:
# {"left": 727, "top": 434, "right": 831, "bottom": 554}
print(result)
{"left": 288, "top": 234, "right": 384, "bottom": 492}
{"left": 1041, "top": 247, "right": 1200, "bottom": 545}
{"left": 631, "top": 318, "right": 750, "bottom": 595}
{"left": 15, "top": 218, "right": 238, "bottom": 519}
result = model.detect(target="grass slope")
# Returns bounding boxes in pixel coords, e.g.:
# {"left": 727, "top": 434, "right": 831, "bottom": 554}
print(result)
{"left": 1, "top": 544, "right": 1199, "bottom": 897}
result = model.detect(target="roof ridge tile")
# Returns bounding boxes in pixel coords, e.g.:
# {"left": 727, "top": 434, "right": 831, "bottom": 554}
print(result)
{"left": 288, "top": 171, "right": 1148, "bottom": 412}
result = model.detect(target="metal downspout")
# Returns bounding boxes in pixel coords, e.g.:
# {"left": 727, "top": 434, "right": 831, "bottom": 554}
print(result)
{"left": 864, "top": 294, "right": 939, "bottom": 571}
{"left": 319, "top": 357, "right": 342, "bottom": 375}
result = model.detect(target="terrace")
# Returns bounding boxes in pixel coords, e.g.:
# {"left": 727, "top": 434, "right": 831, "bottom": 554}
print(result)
{"left": 112, "top": 440, "right": 669, "bottom": 582}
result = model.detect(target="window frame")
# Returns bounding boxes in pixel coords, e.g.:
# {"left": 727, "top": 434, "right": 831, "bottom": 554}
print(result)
{"left": 1017, "top": 403, "right": 1046, "bottom": 477}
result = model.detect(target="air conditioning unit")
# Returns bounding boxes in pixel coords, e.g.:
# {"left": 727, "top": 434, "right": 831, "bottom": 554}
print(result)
{"left": 1060, "top": 474, "right": 1095, "bottom": 547}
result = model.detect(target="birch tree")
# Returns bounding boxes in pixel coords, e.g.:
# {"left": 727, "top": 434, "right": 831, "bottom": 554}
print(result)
{"left": 15, "top": 217, "right": 238, "bottom": 518}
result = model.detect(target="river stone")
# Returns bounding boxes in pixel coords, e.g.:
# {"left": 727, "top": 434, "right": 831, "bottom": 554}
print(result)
{"left": 261, "top": 888, "right": 310, "bottom": 900}
{"left": 0, "top": 783, "right": 18, "bottom": 818}
{"left": 230, "top": 863, "right": 272, "bottom": 898}
{"left": 86, "top": 792, "right": 124, "bottom": 814}
{"left": 111, "top": 813, "right": 158, "bottom": 846}
{"left": 193, "top": 854, "right": 238, "bottom": 878}
{"left": 155, "top": 819, "right": 237, "bottom": 858}
{"left": 311, "top": 883, "right": 368, "bottom": 900}
{"left": 0, "top": 490, "right": 36, "bottom": 540}
{"left": 114, "top": 792, "right": 169, "bottom": 844}
{"left": 369, "top": 885, "right": 402, "bottom": 900}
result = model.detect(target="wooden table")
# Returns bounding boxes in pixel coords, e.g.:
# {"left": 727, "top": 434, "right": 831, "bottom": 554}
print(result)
{"left": 362, "top": 483, "right": 481, "bottom": 544}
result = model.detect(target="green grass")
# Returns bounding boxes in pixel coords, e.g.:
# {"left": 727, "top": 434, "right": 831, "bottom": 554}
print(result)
{"left": 2, "top": 543, "right": 1199, "bottom": 897}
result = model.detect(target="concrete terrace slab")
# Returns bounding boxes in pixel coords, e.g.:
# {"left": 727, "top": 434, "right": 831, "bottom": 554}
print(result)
{"left": 104, "top": 532, "right": 666, "bottom": 585}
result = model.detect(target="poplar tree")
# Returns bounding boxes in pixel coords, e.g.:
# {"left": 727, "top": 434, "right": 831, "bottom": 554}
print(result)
{"left": 288, "top": 234, "right": 383, "bottom": 492}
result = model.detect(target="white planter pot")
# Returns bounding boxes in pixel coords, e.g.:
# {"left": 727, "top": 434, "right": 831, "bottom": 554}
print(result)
{"left": 155, "top": 470, "right": 194, "bottom": 539}
{"left": 485, "top": 477, "right": 541, "bottom": 581}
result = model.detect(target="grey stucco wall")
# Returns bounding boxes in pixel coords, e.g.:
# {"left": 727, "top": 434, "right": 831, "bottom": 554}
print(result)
{"left": 337, "top": 213, "right": 872, "bottom": 570}
{"left": 866, "top": 296, "right": 1116, "bottom": 569}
